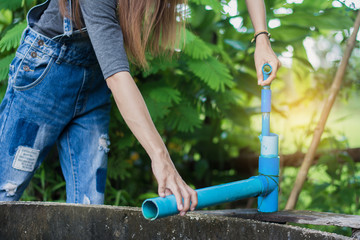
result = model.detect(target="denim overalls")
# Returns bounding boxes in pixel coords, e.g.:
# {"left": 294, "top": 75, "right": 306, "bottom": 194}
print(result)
{"left": 0, "top": 0, "right": 111, "bottom": 204}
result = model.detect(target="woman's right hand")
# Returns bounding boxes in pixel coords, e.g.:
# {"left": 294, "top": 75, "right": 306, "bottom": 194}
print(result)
{"left": 151, "top": 151, "right": 198, "bottom": 216}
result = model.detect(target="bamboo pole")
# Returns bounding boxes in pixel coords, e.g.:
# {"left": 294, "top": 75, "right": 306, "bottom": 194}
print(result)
{"left": 285, "top": 10, "right": 360, "bottom": 210}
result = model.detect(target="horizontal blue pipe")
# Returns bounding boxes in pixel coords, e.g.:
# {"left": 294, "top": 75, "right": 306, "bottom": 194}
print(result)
{"left": 142, "top": 175, "right": 276, "bottom": 220}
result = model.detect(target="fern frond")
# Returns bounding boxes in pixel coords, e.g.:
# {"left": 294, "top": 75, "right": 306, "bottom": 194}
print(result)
{"left": 144, "top": 97, "right": 171, "bottom": 122}
{"left": 184, "top": 30, "right": 213, "bottom": 60}
{"left": 0, "top": 21, "right": 27, "bottom": 52}
{"left": 149, "top": 87, "right": 181, "bottom": 104}
{"left": 187, "top": 56, "right": 234, "bottom": 92}
{"left": 208, "top": 44, "right": 234, "bottom": 67}
{"left": 145, "top": 86, "right": 182, "bottom": 121}
{"left": 141, "top": 82, "right": 182, "bottom": 121}
{"left": 0, "top": 53, "right": 14, "bottom": 81}
{"left": 0, "top": 0, "right": 22, "bottom": 11}
{"left": 189, "top": 0, "right": 223, "bottom": 12}
{"left": 167, "top": 102, "right": 202, "bottom": 132}
{"left": 143, "top": 57, "right": 178, "bottom": 77}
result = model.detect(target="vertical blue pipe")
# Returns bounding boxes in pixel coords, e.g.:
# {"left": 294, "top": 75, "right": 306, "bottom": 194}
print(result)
{"left": 257, "top": 156, "right": 279, "bottom": 212}
{"left": 261, "top": 63, "right": 272, "bottom": 137}
{"left": 258, "top": 64, "right": 279, "bottom": 213}
{"left": 261, "top": 113, "right": 270, "bottom": 136}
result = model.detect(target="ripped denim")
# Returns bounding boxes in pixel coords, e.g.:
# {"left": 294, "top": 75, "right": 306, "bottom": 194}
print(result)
{"left": 0, "top": 27, "right": 111, "bottom": 204}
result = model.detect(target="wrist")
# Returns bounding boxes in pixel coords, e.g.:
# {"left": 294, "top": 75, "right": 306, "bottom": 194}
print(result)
{"left": 149, "top": 147, "right": 171, "bottom": 163}
{"left": 255, "top": 34, "right": 271, "bottom": 46}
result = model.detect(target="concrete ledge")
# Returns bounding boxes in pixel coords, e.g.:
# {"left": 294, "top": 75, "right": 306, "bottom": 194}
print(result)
{"left": 0, "top": 202, "right": 351, "bottom": 240}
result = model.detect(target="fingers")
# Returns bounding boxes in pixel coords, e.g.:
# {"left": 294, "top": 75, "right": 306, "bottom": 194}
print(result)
{"left": 158, "top": 184, "right": 166, "bottom": 198}
{"left": 158, "top": 179, "right": 185, "bottom": 212}
{"left": 260, "top": 63, "right": 277, "bottom": 86}
{"left": 176, "top": 182, "right": 198, "bottom": 216}
{"left": 188, "top": 186, "right": 198, "bottom": 211}
{"left": 254, "top": 43, "right": 281, "bottom": 86}
{"left": 165, "top": 189, "right": 172, "bottom": 196}
{"left": 170, "top": 182, "right": 184, "bottom": 213}
{"left": 258, "top": 60, "right": 281, "bottom": 86}
{"left": 154, "top": 162, "right": 197, "bottom": 216}
{"left": 179, "top": 185, "right": 191, "bottom": 216}
{"left": 256, "top": 65, "right": 264, "bottom": 85}
{"left": 159, "top": 179, "right": 198, "bottom": 216}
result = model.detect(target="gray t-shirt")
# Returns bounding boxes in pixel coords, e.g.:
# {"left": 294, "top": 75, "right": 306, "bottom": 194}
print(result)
{"left": 33, "top": 0, "right": 130, "bottom": 79}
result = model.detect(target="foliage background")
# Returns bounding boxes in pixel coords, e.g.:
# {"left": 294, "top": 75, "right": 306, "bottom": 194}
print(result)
{"left": 0, "top": 0, "right": 359, "bottom": 236}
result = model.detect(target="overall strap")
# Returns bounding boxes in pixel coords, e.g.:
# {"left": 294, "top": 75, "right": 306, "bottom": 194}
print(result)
{"left": 63, "top": 0, "right": 73, "bottom": 36}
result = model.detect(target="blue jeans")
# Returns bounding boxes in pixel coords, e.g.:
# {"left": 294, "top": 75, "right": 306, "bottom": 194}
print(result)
{"left": 0, "top": 26, "right": 111, "bottom": 204}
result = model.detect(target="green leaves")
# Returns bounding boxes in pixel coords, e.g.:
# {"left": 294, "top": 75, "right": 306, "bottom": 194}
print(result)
{"left": 278, "top": 8, "right": 353, "bottom": 31}
{"left": 142, "top": 57, "right": 178, "bottom": 77}
{"left": 0, "top": 0, "right": 23, "bottom": 11}
{"left": 271, "top": 25, "right": 310, "bottom": 42}
{"left": 0, "top": 21, "right": 27, "bottom": 52}
{"left": 224, "top": 39, "right": 247, "bottom": 51}
{"left": 189, "top": 0, "right": 223, "bottom": 12}
{"left": 187, "top": 56, "right": 234, "bottom": 92}
{"left": 142, "top": 83, "right": 182, "bottom": 122}
{"left": 167, "top": 102, "right": 202, "bottom": 132}
{"left": 0, "top": 9, "right": 12, "bottom": 26}
{"left": 184, "top": 30, "right": 213, "bottom": 60}
{"left": 148, "top": 86, "right": 181, "bottom": 104}
{"left": 0, "top": 0, "right": 36, "bottom": 11}
{"left": 182, "top": 30, "right": 234, "bottom": 92}
{"left": 0, "top": 53, "right": 14, "bottom": 81}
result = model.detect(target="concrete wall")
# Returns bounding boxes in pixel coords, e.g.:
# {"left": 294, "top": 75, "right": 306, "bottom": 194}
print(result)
{"left": 0, "top": 202, "right": 350, "bottom": 240}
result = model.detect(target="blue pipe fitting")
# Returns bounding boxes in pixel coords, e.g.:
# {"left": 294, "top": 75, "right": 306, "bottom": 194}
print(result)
{"left": 260, "top": 133, "right": 279, "bottom": 157}
{"left": 258, "top": 156, "right": 279, "bottom": 212}
{"left": 258, "top": 132, "right": 279, "bottom": 212}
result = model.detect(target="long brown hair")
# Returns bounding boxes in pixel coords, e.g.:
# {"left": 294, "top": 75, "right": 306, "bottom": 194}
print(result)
{"left": 59, "top": 0, "right": 187, "bottom": 69}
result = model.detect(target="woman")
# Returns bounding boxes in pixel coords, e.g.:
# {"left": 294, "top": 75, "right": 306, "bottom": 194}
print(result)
{"left": 0, "top": 0, "right": 280, "bottom": 216}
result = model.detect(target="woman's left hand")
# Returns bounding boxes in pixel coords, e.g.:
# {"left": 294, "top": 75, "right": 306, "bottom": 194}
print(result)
{"left": 254, "top": 34, "right": 281, "bottom": 86}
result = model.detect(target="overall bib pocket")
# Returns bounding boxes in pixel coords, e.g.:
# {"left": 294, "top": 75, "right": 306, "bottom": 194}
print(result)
{"left": 12, "top": 45, "right": 55, "bottom": 91}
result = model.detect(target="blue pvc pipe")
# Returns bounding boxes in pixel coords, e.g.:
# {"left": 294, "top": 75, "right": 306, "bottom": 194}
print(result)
{"left": 142, "top": 175, "right": 276, "bottom": 220}
{"left": 261, "top": 113, "right": 270, "bottom": 136}
{"left": 261, "top": 64, "right": 272, "bottom": 138}
{"left": 258, "top": 64, "right": 279, "bottom": 213}
{"left": 142, "top": 63, "right": 280, "bottom": 219}
{"left": 261, "top": 89, "right": 271, "bottom": 113}
{"left": 258, "top": 155, "right": 279, "bottom": 212}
